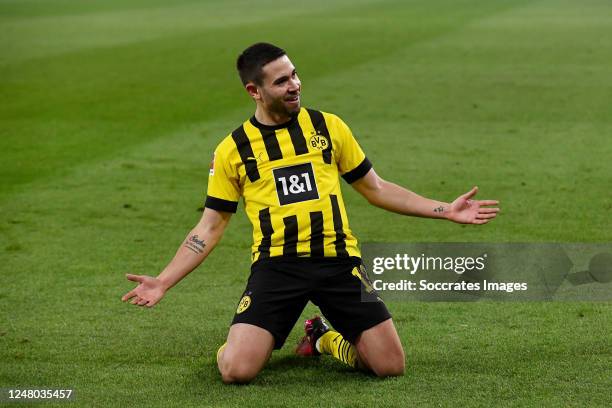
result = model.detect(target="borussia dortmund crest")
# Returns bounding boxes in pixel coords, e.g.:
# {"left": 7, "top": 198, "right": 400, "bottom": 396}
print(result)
{"left": 309, "top": 131, "right": 329, "bottom": 150}
{"left": 236, "top": 295, "right": 251, "bottom": 314}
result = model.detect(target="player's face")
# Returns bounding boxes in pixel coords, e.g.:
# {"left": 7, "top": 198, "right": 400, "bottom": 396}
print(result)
{"left": 258, "top": 55, "right": 301, "bottom": 116}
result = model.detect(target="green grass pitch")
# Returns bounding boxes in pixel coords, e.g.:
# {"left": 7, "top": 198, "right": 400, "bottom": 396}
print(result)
{"left": 1, "top": 0, "right": 611, "bottom": 406}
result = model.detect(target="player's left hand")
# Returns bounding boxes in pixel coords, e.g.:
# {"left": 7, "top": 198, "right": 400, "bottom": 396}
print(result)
{"left": 446, "top": 186, "right": 499, "bottom": 224}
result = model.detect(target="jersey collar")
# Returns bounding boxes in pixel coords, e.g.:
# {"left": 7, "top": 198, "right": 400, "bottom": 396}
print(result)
{"left": 249, "top": 112, "right": 299, "bottom": 131}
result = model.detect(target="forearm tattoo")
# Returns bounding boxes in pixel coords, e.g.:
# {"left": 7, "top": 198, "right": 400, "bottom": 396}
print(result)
{"left": 433, "top": 206, "right": 445, "bottom": 213}
{"left": 184, "top": 234, "right": 206, "bottom": 254}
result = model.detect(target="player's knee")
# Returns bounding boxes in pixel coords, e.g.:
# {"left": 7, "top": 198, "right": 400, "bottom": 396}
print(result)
{"left": 220, "top": 360, "right": 259, "bottom": 384}
{"left": 219, "top": 355, "right": 260, "bottom": 384}
{"left": 371, "top": 349, "right": 405, "bottom": 377}
{"left": 372, "top": 359, "right": 405, "bottom": 377}
{"left": 221, "top": 371, "right": 255, "bottom": 384}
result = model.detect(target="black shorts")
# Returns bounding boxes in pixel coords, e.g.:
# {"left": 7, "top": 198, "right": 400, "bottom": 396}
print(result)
{"left": 231, "top": 256, "right": 391, "bottom": 349}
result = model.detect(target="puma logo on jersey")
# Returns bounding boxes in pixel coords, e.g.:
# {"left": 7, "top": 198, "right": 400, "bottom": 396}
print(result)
{"left": 246, "top": 152, "right": 264, "bottom": 162}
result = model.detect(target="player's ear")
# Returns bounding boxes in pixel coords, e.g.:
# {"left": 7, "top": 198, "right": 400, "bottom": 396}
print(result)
{"left": 245, "top": 82, "right": 261, "bottom": 101}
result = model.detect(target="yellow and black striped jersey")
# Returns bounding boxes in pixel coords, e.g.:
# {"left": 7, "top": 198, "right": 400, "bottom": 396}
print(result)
{"left": 205, "top": 107, "right": 372, "bottom": 263}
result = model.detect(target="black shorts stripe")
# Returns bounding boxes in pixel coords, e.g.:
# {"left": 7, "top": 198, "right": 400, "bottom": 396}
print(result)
{"left": 306, "top": 109, "right": 332, "bottom": 164}
{"left": 204, "top": 195, "right": 238, "bottom": 213}
{"left": 287, "top": 120, "right": 309, "bottom": 156}
{"left": 283, "top": 215, "right": 298, "bottom": 256}
{"left": 309, "top": 211, "right": 324, "bottom": 257}
{"left": 342, "top": 157, "right": 373, "bottom": 184}
{"left": 258, "top": 208, "right": 273, "bottom": 259}
{"left": 261, "top": 128, "right": 283, "bottom": 161}
{"left": 231, "top": 125, "right": 260, "bottom": 182}
{"left": 330, "top": 194, "right": 348, "bottom": 257}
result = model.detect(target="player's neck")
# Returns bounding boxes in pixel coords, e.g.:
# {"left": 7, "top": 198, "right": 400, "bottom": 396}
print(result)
{"left": 254, "top": 107, "right": 292, "bottom": 127}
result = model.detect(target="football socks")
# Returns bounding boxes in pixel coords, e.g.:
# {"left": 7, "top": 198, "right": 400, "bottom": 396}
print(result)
{"left": 216, "top": 342, "right": 227, "bottom": 364}
{"left": 316, "top": 331, "right": 358, "bottom": 368}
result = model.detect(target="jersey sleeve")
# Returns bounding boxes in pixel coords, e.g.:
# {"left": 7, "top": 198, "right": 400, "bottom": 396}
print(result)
{"left": 204, "top": 140, "right": 241, "bottom": 213}
{"left": 334, "top": 116, "right": 373, "bottom": 184}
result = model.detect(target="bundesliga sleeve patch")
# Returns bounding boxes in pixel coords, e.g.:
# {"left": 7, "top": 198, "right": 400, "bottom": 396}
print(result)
{"left": 209, "top": 152, "right": 215, "bottom": 176}
{"left": 272, "top": 162, "right": 319, "bottom": 206}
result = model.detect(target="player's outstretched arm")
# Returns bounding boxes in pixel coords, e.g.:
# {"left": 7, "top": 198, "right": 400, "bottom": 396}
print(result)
{"left": 351, "top": 168, "right": 499, "bottom": 224}
{"left": 121, "top": 207, "right": 232, "bottom": 307}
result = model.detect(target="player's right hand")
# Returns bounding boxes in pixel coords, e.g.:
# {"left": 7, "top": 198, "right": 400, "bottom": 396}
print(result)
{"left": 121, "top": 274, "right": 167, "bottom": 307}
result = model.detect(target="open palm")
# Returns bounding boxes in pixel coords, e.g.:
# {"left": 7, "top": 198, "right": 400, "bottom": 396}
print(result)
{"left": 121, "top": 274, "right": 167, "bottom": 307}
{"left": 447, "top": 186, "right": 500, "bottom": 224}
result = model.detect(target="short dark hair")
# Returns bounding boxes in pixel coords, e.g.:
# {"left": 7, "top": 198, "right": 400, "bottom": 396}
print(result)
{"left": 236, "top": 42, "right": 286, "bottom": 86}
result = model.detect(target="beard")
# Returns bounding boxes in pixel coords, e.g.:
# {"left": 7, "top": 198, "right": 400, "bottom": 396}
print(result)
{"left": 264, "top": 92, "right": 301, "bottom": 117}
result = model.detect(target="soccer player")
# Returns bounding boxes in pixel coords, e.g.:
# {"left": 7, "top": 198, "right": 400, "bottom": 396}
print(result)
{"left": 121, "top": 43, "right": 500, "bottom": 383}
